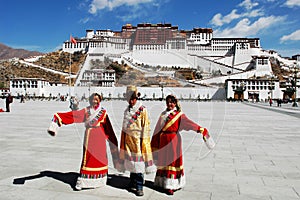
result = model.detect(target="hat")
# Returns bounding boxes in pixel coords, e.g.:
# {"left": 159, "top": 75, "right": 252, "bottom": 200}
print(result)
{"left": 126, "top": 85, "right": 140, "bottom": 101}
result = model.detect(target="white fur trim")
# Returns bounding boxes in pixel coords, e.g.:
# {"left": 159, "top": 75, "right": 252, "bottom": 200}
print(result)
{"left": 145, "top": 164, "right": 157, "bottom": 174}
{"left": 154, "top": 175, "right": 186, "bottom": 190}
{"left": 75, "top": 176, "right": 107, "bottom": 190}
{"left": 204, "top": 136, "right": 215, "bottom": 149}
{"left": 47, "top": 121, "right": 59, "bottom": 136}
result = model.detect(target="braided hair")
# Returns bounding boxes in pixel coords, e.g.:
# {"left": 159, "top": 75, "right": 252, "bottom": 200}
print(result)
{"left": 166, "top": 94, "right": 181, "bottom": 112}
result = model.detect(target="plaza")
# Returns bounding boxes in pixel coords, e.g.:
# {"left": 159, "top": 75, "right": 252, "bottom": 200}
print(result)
{"left": 0, "top": 99, "right": 300, "bottom": 200}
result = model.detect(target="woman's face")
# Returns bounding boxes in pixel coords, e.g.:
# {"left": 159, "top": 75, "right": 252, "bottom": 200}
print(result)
{"left": 128, "top": 97, "right": 137, "bottom": 107}
{"left": 92, "top": 95, "right": 101, "bottom": 108}
{"left": 166, "top": 98, "right": 176, "bottom": 111}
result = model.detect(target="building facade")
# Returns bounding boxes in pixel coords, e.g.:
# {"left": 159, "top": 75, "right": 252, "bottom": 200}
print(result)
{"left": 226, "top": 78, "right": 281, "bottom": 101}
{"left": 9, "top": 78, "right": 65, "bottom": 97}
{"left": 80, "top": 69, "right": 115, "bottom": 87}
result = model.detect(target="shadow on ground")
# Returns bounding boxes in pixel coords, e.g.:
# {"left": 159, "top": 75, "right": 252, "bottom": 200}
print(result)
{"left": 107, "top": 174, "right": 166, "bottom": 194}
{"left": 13, "top": 171, "right": 78, "bottom": 190}
{"left": 13, "top": 172, "right": 166, "bottom": 194}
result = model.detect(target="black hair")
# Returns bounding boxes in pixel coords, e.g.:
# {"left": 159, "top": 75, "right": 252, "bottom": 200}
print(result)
{"left": 166, "top": 94, "right": 181, "bottom": 111}
{"left": 89, "top": 93, "right": 102, "bottom": 105}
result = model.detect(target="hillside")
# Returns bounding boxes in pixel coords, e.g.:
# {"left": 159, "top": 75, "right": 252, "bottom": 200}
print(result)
{"left": 0, "top": 43, "right": 43, "bottom": 60}
{"left": 0, "top": 49, "right": 182, "bottom": 88}
{"left": 2, "top": 44, "right": 293, "bottom": 89}
{"left": 0, "top": 50, "right": 86, "bottom": 88}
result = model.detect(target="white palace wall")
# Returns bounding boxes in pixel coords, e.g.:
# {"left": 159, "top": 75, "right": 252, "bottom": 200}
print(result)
{"left": 131, "top": 49, "right": 190, "bottom": 67}
{"left": 12, "top": 86, "right": 218, "bottom": 100}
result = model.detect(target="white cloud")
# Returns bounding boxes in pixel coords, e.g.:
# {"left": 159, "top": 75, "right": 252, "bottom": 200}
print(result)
{"left": 210, "top": 14, "right": 223, "bottom": 26}
{"left": 89, "top": 0, "right": 153, "bottom": 14}
{"left": 238, "top": 0, "right": 259, "bottom": 10}
{"left": 285, "top": 0, "right": 300, "bottom": 7}
{"left": 210, "top": 2, "right": 264, "bottom": 27}
{"left": 214, "top": 16, "right": 285, "bottom": 37}
{"left": 247, "top": 9, "right": 264, "bottom": 17}
{"left": 280, "top": 29, "right": 300, "bottom": 42}
{"left": 89, "top": 0, "right": 108, "bottom": 13}
{"left": 79, "top": 17, "right": 90, "bottom": 24}
{"left": 210, "top": 10, "right": 240, "bottom": 26}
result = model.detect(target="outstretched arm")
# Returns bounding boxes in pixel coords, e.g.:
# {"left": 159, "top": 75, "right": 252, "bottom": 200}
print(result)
{"left": 179, "top": 114, "right": 201, "bottom": 132}
{"left": 179, "top": 114, "right": 209, "bottom": 136}
{"left": 53, "top": 108, "right": 86, "bottom": 126}
{"left": 179, "top": 114, "right": 214, "bottom": 149}
{"left": 47, "top": 108, "right": 86, "bottom": 136}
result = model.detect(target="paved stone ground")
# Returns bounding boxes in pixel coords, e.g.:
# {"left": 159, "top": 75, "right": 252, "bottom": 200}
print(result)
{"left": 0, "top": 99, "right": 300, "bottom": 200}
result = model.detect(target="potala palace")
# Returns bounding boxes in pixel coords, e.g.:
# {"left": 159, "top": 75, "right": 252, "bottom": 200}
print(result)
{"left": 63, "top": 23, "right": 291, "bottom": 76}
{"left": 5, "top": 23, "right": 300, "bottom": 102}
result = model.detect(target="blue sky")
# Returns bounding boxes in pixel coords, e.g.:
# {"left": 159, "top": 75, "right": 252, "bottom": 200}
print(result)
{"left": 1, "top": 0, "right": 300, "bottom": 57}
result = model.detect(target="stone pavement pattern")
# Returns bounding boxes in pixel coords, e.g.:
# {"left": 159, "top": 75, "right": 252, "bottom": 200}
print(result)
{"left": 0, "top": 99, "right": 300, "bottom": 200}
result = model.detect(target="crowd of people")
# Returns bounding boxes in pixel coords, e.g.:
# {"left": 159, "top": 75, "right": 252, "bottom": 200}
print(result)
{"left": 47, "top": 85, "right": 215, "bottom": 196}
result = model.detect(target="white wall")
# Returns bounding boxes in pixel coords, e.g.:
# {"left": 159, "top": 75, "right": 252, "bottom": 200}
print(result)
{"left": 9, "top": 86, "right": 218, "bottom": 100}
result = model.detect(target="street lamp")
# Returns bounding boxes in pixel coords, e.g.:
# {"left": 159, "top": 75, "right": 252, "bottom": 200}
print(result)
{"left": 160, "top": 82, "right": 165, "bottom": 101}
{"left": 87, "top": 82, "right": 91, "bottom": 98}
{"left": 23, "top": 81, "right": 28, "bottom": 97}
{"left": 291, "top": 64, "right": 299, "bottom": 107}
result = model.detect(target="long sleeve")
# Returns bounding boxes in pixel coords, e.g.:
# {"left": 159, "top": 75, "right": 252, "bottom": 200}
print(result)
{"left": 140, "top": 107, "right": 153, "bottom": 162}
{"left": 178, "top": 113, "right": 201, "bottom": 132}
{"left": 151, "top": 117, "right": 162, "bottom": 161}
{"left": 53, "top": 108, "right": 86, "bottom": 126}
{"left": 103, "top": 115, "right": 119, "bottom": 167}
{"left": 119, "top": 130, "right": 126, "bottom": 162}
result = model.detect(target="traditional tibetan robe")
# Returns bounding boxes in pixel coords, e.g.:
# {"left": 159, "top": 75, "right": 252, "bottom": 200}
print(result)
{"left": 51, "top": 105, "right": 119, "bottom": 189}
{"left": 151, "top": 108, "right": 201, "bottom": 190}
{"left": 119, "top": 101, "right": 156, "bottom": 173}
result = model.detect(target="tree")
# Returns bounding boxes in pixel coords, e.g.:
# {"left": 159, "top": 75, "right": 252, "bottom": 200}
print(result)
{"left": 0, "top": 82, "right": 5, "bottom": 89}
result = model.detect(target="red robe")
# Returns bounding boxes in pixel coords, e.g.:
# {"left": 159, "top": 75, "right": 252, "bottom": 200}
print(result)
{"left": 151, "top": 109, "right": 201, "bottom": 190}
{"left": 52, "top": 106, "right": 119, "bottom": 179}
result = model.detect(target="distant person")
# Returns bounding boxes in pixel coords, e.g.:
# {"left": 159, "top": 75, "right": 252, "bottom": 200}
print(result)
{"left": 277, "top": 99, "right": 282, "bottom": 107}
{"left": 269, "top": 98, "right": 273, "bottom": 106}
{"left": 151, "top": 94, "right": 215, "bottom": 195}
{"left": 20, "top": 95, "right": 25, "bottom": 103}
{"left": 6, "top": 94, "right": 13, "bottom": 112}
{"left": 69, "top": 96, "right": 79, "bottom": 110}
{"left": 47, "top": 93, "right": 120, "bottom": 190}
{"left": 81, "top": 94, "right": 86, "bottom": 101}
{"left": 118, "top": 86, "right": 156, "bottom": 197}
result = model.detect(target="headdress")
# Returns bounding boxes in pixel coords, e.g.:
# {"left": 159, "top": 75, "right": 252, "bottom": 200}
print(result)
{"left": 126, "top": 85, "right": 140, "bottom": 102}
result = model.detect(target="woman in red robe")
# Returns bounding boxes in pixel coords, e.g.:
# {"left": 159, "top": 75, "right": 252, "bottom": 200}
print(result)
{"left": 47, "top": 93, "right": 119, "bottom": 190}
{"left": 151, "top": 94, "right": 211, "bottom": 195}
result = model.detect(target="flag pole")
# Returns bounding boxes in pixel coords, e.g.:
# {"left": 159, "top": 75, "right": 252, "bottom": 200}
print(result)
{"left": 69, "top": 34, "right": 77, "bottom": 99}
{"left": 69, "top": 34, "right": 72, "bottom": 98}
{"left": 69, "top": 50, "right": 71, "bottom": 98}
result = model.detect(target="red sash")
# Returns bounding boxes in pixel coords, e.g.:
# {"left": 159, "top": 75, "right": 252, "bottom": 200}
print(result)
{"left": 126, "top": 105, "right": 145, "bottom": 128}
